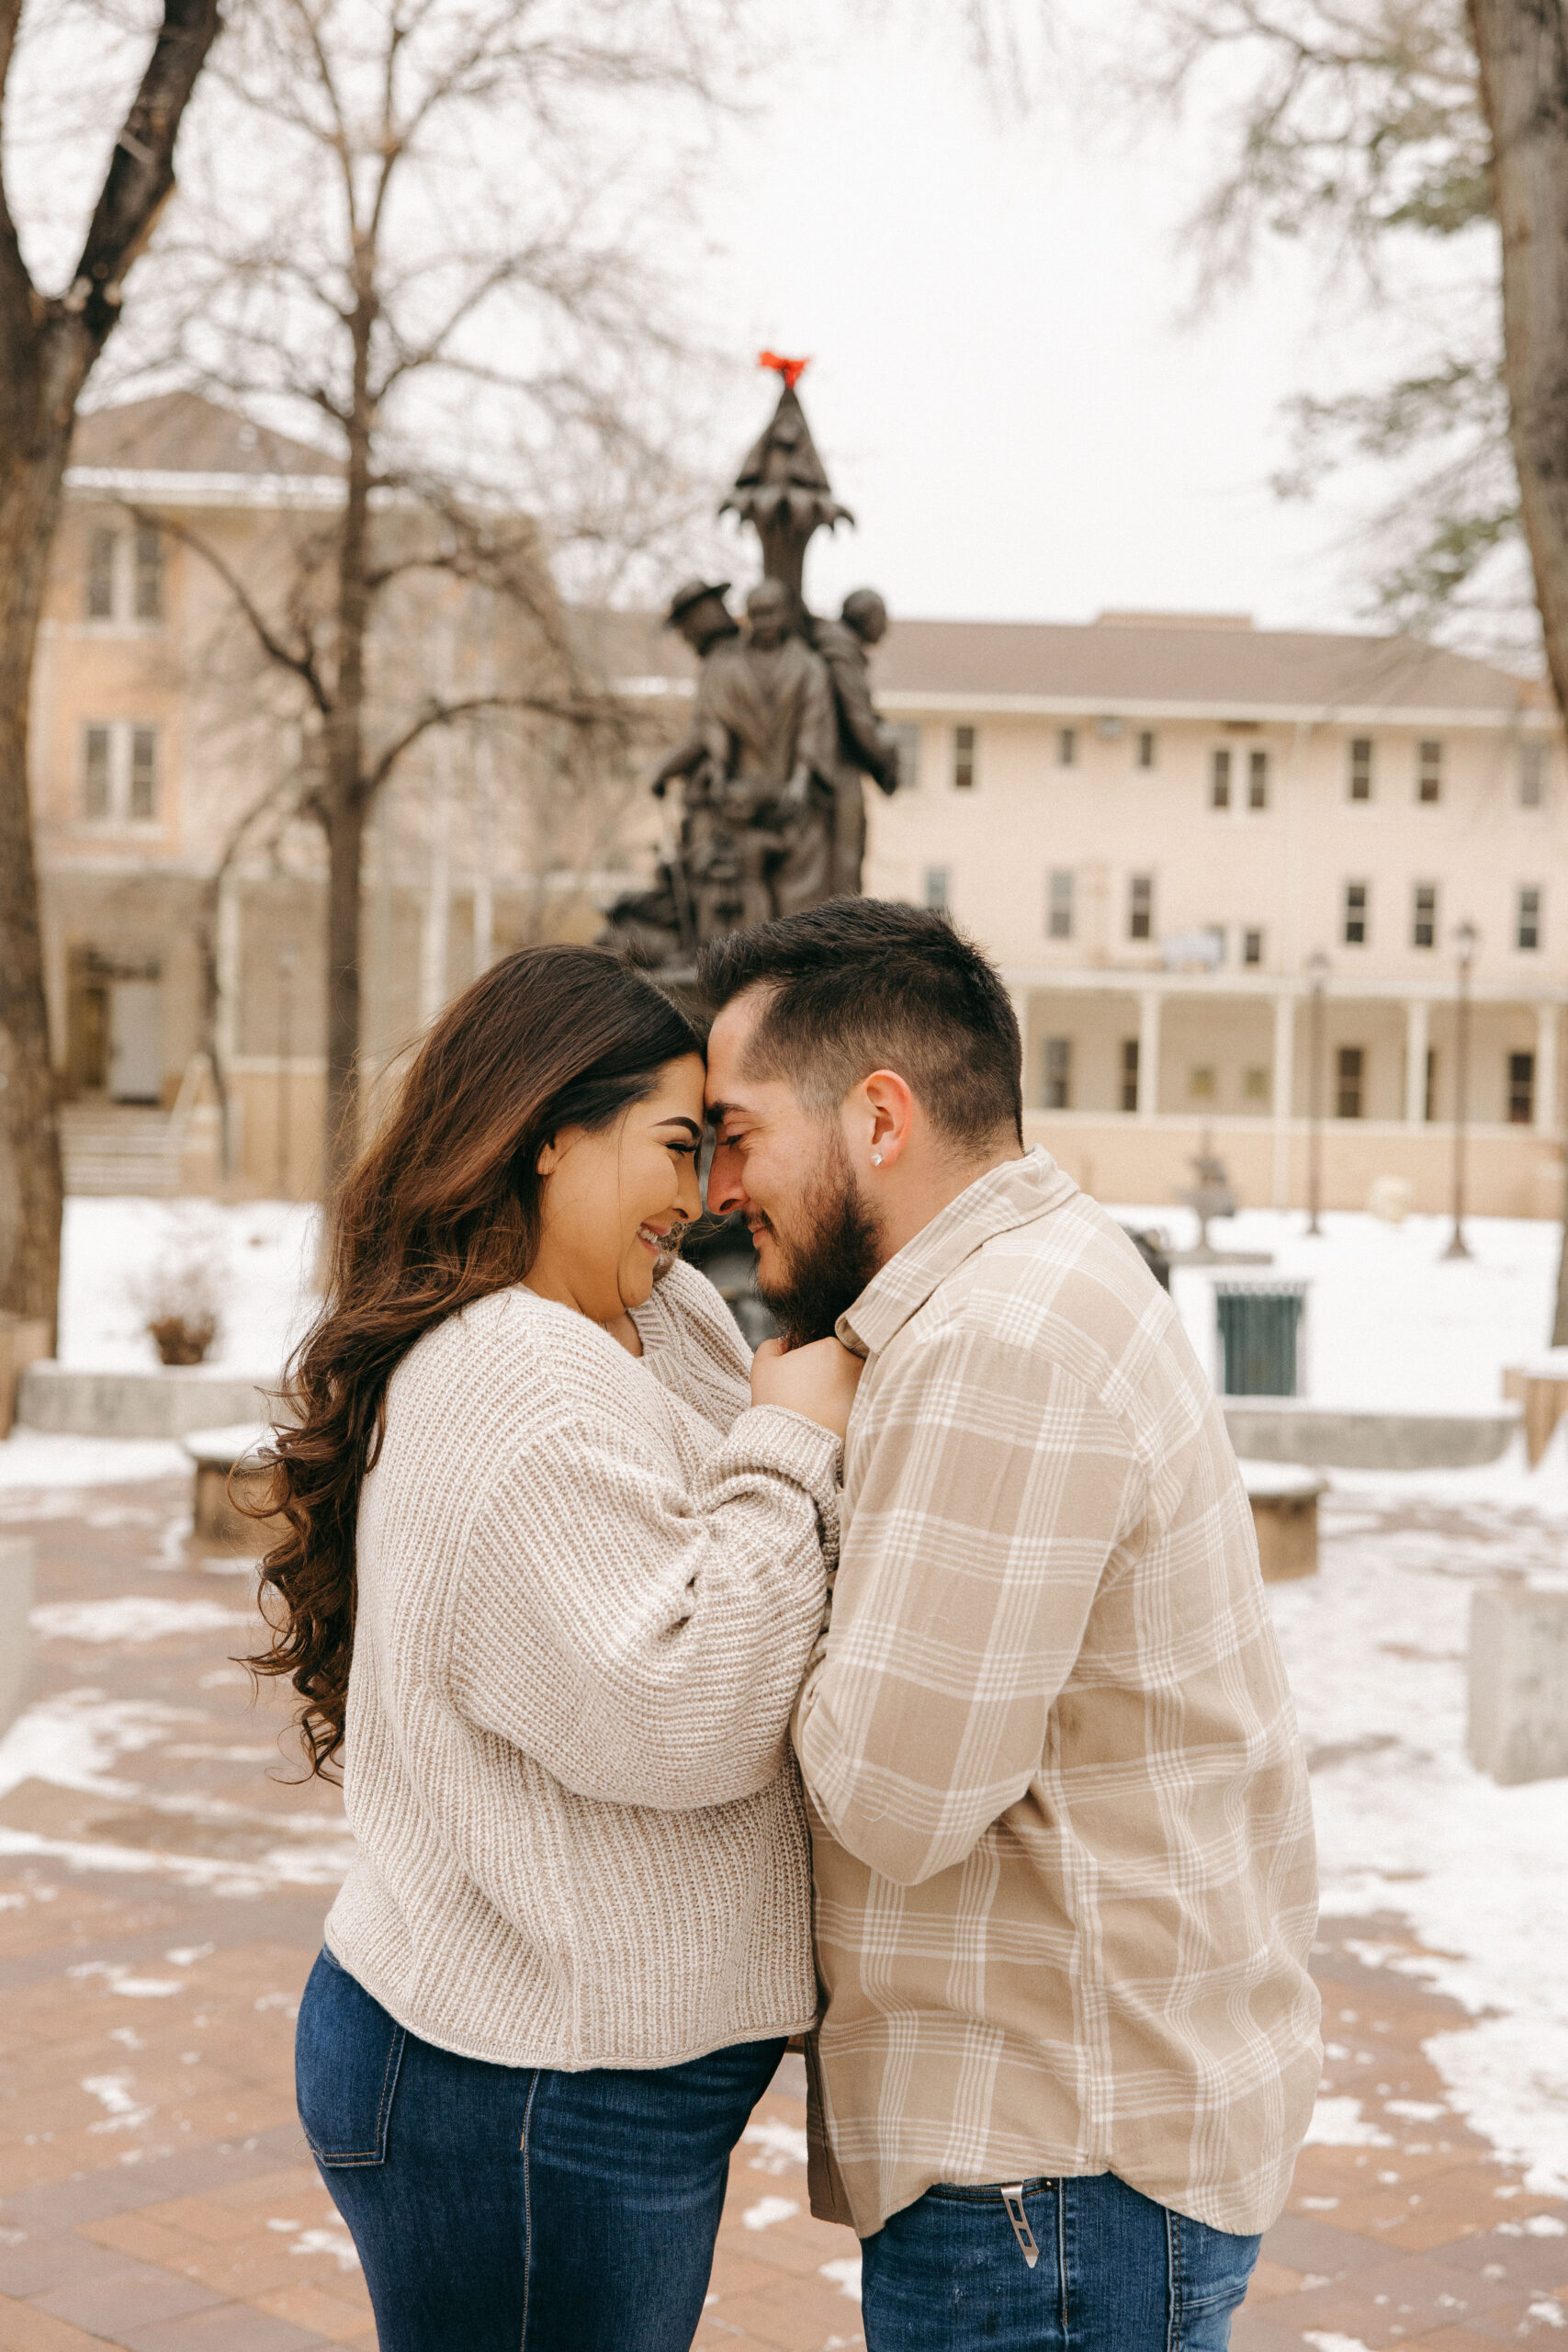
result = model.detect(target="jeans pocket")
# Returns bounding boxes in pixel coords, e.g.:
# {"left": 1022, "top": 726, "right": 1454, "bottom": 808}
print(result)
{"left": 1171, "top": 2212, "right": 1262, "bottom": 2352}
{"left": 295, "top": 1947, "right": 406, "bottom": 2168}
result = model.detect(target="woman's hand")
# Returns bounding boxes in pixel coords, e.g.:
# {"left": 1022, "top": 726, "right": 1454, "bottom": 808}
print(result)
{"left": 750, "top": 1336, "right": 863, "bottom": 1445}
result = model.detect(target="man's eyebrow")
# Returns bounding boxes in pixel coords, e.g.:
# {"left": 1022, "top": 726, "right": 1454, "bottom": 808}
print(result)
{"left": 705, "top": 1101, "right": 736, "bottom": 1126}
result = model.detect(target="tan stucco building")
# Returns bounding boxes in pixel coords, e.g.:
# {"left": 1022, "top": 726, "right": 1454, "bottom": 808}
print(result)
{"left": 33, "top": 397, "right": 1565, "bottom": 1216}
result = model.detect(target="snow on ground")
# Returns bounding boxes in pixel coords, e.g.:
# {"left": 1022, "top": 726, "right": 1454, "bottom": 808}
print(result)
{"left": 1265, "top": 1436, "right": 1568, "bottom": 2197}
{"left": 1111, "top": 1202, "right": 1561, "bottom": 1412}
{"left": 57, "top": 1197, "right": 321, "bottom": 1375}
{"left": 6, "top": 1193, "right": 1567, "bottom": 2186}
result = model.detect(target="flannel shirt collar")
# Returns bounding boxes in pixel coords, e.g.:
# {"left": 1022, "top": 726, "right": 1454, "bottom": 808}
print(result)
{"left": 836, "top": 1146, "right": 1077, "bottom": 1359}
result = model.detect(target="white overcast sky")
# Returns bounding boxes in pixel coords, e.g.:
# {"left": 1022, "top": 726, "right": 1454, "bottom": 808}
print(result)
{"left": 687, "top": 6, "right": 1415, "bottom": 635}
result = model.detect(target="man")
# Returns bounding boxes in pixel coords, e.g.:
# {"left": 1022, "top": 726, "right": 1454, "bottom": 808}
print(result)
{"left": 811, "top": 588, "right": 902, "bottom": 898}
{"left": 698, "top": 899, "right": 1320, "bottom": 2350}
{"left": 693, "top": 578, "right": 839, "bottom": 925}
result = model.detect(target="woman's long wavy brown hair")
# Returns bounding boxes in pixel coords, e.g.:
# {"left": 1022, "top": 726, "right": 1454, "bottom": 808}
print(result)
{"left": 246, "top": 944, "right": 701, "bottom": 1779}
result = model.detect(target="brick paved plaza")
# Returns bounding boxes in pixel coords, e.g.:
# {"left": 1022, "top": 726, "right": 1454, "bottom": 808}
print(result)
{"left": 0, "top": 1471, "right": 1563, "bottom": 2351}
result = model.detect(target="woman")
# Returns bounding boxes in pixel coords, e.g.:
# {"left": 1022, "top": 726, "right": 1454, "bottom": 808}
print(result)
{"left": 250, "top": 944, "right": 858, "bottom": 2350}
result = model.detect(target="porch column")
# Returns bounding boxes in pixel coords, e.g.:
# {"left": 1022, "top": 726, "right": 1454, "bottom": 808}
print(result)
{"left": 215, "top": 872, "right": 243, "bottom": 1177}
{"left": 1136, "top": 989, "right": 1162, "bottom": 1119}
{"left": 1404, "top": 998, "right": 1430, "bottom": 1124}
{"left": 1537, "top": 1001, "right": 1560, "bottom": 1134}
{"left": 1010, "top": 989, "right": 1032, "bottom": 1110}
{"left": 1270, "top": 992, "right": 1294, "bottom": 1208}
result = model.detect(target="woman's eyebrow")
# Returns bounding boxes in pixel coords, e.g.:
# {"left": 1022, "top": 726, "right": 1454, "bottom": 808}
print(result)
{"left": 656, "top": 1115, "right": 702, "bottom": 1140}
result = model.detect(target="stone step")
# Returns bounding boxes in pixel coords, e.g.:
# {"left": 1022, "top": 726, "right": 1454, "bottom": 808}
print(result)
{"left": 60, "top": 1103, "right": 177, "bottom": 1197}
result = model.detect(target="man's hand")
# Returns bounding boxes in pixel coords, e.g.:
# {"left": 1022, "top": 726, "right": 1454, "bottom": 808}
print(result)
{"left": 750, "top": 1335, "right": 863, "bottom": 1445}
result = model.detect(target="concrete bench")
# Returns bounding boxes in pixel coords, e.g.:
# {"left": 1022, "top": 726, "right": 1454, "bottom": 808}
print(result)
{"left": 184, "top": 1423, "right": 288, "bottom": 1553}
{"left": 1501, "top": 1351, "right": 1568, "bottom": 1467}
{"left": 1238, "top": 1460, "right": 1327, "bottom": 1583}
{"left": 17, "top": 1362, "right": 278, "bottom": 1441}
{"left": 1469, "top": 1586, "right": 1568, "bottom": 1785}
{"left": 0, "top": 1537, "right": 35, "bottom": 1734}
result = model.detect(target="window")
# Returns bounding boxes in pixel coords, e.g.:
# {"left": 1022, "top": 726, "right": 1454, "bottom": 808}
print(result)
{"left": 82, "top": 720, "right": 160, "bottom": 823}
{"left": 1188, "top": 1065, "right": 1215, "bottom": 1102}
{"left": 952, "top": 727, "right": 976, "bottom": 791}
{"left": 1043, "top": 1036, "right": 1072, "bottom": 1110}
{"left": 1336, "top": 1046, "right": 1364, "bottom": 1119}
{"left": 1128, "top": 874, "right": 1154, "bottom": 942}
{"left": 1343, "top": 880, "right": 1369, "bottom": 946}
{"left": 85, "top": 526, "right": 117, "bottom": 620}
{"left": 1519, "top": 741, "right": 1548, "bottom": 808}
{"left": 132, "top": 523, "right": 164, "bottom": 622}
{"left": 1348, "top": 737, "right": 1373, "bottom": 801}
{"left": 1518, "top": 886, "right": 1542, "bottom": 951}
{"left": 1412, "top": 883, "right": 1438, "bottom": 949}
{"left": 1210, "top": 748, "right": 1231, "bottom": 809}
{"left": 83, "top": 725, "right": 112, "bottom": 820}
{"left": 1242, "top": 927, "right": 1264, "bottom": 967}
{"left": 1056, "top": 726, "right": 1077, "bottom": 768}
{"left": 1121, "top": 1037, "right": 1140, "bottom": 1112}
{"left": 1247, "top": 748, "right": 1269, "bottom": 809}
{"left": 1509, "top": 1052, "right": 1536, "bottom": 1125}
{"left": 888, "top": 722, "right": 921, "bottom": 790}
{"left": 1242, "top": 1066, "right": 1269, "bottom": 1102}
{"left": 1047, "top": 868, "right": 1074, "bottom": 940}
{"left": 1425, "top": 1048, "right": 1437, "bottom": 1123}
{"left": 924, "top": 866, "right": 950, "bottom": 913}
{"left": 1135, "top": 729, "right": 1156, "bottom": 769}
{"left": 130, "top": 726, "right": 158, "bottom": 820}
{"left": 1417, "top": 739, "right": 1442, "bottom": 802}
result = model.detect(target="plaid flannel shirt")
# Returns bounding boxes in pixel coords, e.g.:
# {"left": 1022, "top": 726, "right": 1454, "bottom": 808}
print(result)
{"left": 795, "top": 1149, "right": 1320, "bottom": 2240}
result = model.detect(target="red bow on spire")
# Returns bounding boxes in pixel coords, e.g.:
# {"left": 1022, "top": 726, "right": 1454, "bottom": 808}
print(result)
{"left": 759, "top": 349, "right": 809, "bottom": 390}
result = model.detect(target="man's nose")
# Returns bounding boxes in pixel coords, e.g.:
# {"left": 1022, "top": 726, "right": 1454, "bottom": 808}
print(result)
{"left": 705, "top": 1143, "right": 746, "bottom": 1218}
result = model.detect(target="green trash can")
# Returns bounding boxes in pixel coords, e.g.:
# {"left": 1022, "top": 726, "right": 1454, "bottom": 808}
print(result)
{"left": 1213, "top": 1282, "right": 1307, "bottom": 1397}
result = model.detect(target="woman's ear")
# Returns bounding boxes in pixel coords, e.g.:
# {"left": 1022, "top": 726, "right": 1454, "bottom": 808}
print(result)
{"left": 536, "top": 1135, "right": 558, "bottom": 1177}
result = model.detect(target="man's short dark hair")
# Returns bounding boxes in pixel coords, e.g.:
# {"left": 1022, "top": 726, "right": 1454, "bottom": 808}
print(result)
{"left": 696, "top": 899, "right": 1022, "bottom": 1146}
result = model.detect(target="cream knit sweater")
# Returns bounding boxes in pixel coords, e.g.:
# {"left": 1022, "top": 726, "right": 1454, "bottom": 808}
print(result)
{"left": 324, "top": 1259, "right": 839, "bottom": 2071}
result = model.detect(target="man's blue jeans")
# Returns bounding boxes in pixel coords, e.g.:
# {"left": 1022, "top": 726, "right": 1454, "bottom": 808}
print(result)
{"left": 859, "top": 2169, "right": 1262, "bottom": 2350}
{"left": 294, "top": 1944, "right": 784, "bottom": 2350}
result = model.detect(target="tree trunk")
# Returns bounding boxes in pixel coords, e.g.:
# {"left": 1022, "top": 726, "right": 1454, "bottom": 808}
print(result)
{"left": 322, "top": 793, "right": 366, "bottom": 1195}
{"left": 1468, "top": 0, "right": 1568, "bottom": 1341}
{"left": 0, "top": 381, "right": 83, "bottom": 1338}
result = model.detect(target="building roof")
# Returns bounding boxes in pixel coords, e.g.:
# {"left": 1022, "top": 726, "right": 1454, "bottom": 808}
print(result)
{"left": 68, "top": 391, "right": 344, "bottom": 505}
{"left": 591, "top": 605, "right": 1548, "bottom": 728}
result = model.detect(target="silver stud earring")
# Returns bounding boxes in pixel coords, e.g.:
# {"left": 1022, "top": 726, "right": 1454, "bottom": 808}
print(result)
{"left": 872, "top": 1152, "right": 884, "bottom": 1166}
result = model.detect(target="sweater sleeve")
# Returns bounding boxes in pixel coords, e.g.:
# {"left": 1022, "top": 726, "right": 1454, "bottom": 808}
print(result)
{"left": 452, "top": 1401, "right": 838, "bottom": 1811}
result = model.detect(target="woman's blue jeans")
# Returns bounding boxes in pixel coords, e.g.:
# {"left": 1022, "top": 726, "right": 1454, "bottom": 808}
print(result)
{"left": 859, "top": 2169, "right": 1261, "bottom": 2351}
{"left": 295, "top": 1944, "right": 784, "bottom": 2350}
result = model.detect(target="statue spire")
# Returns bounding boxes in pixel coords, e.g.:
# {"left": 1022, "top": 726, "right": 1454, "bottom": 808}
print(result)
{"left": 719, "top": 353, "right": 853, "bottom": 600}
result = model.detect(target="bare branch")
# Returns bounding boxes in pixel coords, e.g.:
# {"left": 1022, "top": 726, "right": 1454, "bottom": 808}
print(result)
{"left": 141, "top": 505, "right": 333, "bottom": 716}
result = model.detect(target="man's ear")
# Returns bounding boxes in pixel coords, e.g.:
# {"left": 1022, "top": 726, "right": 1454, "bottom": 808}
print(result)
{"left": 857, "top": 1069, "right": 917, "bottom": 1170}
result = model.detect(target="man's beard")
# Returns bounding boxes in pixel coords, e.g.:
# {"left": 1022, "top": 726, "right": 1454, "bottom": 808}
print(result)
{"left": 754, "top": 1136, "right": 882, "bottom": 1349}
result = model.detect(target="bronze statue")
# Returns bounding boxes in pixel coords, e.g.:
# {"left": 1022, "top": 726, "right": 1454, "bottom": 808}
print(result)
{"left": 603, "top": 357, "right": 900, "bottom": 965}
{"left": 812, "top": 587, "right": 902, "bottom": 898}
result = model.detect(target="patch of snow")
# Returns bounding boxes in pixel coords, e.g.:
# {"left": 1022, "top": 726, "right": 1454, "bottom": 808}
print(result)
{"left": 0, "top": 1432, "right": 188, "bottom": 1491}
{"left": 70, "top": 1962, "right": 182, "bottom": 1997}
{"left": 81, "top": 2074, "right": 156, "bottom": 2132}
{"left": 1304, "top": 2097, "right": 1394, "bottom": 2149}
{"left": 58, "top": 1197, "right": 320, "bottom": 1374}
{"left": 266, "top": 2217, "right": 359, "bottom": 2271}
{"left": 31, "top": 1598, "right": 255, "bottom": 1645}
{"left": 741, "top": 2197, "right": 800, "bottom": 2231}
{"left": 1266, "top": 1475, "right": 1568, "bottom": 2195}
{"left": 1111, "top": 1203, "right": 1560, "bottom": 1412}
{"left": 819, "top": 2256, "right": 863, "bottom": 2302}
{"left": 0, "top": 1688, "right": 198, "bottom": 1799}
{"left": 743, "top": 2117, "right": 809, "bottom": 2172}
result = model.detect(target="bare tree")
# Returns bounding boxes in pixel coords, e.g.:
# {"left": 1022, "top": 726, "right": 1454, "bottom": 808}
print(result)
{"left": 0, "top": 0, "right": 220, "bottom": 1334}
{"left": 1121, "top": 0, "right": 1568, "bottom": 1338}
{"left": 109, "top": 0, "right": 750, "bottom": 1188}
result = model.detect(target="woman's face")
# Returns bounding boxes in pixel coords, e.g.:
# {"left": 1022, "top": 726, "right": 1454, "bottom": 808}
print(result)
{"left": 534, "top": 1054, "right": 705, "bottom": 1321}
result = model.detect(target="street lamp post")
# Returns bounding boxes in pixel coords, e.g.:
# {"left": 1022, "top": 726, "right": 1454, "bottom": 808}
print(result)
{"left": 276, "top": 940, "right": 298, "bottom": 1202}
{"left": 1442, "top": 920, "right": 1479, "bottom": 1261}
{"left": 1305, "top": 950, "right": 1330, "bottom": 1236}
